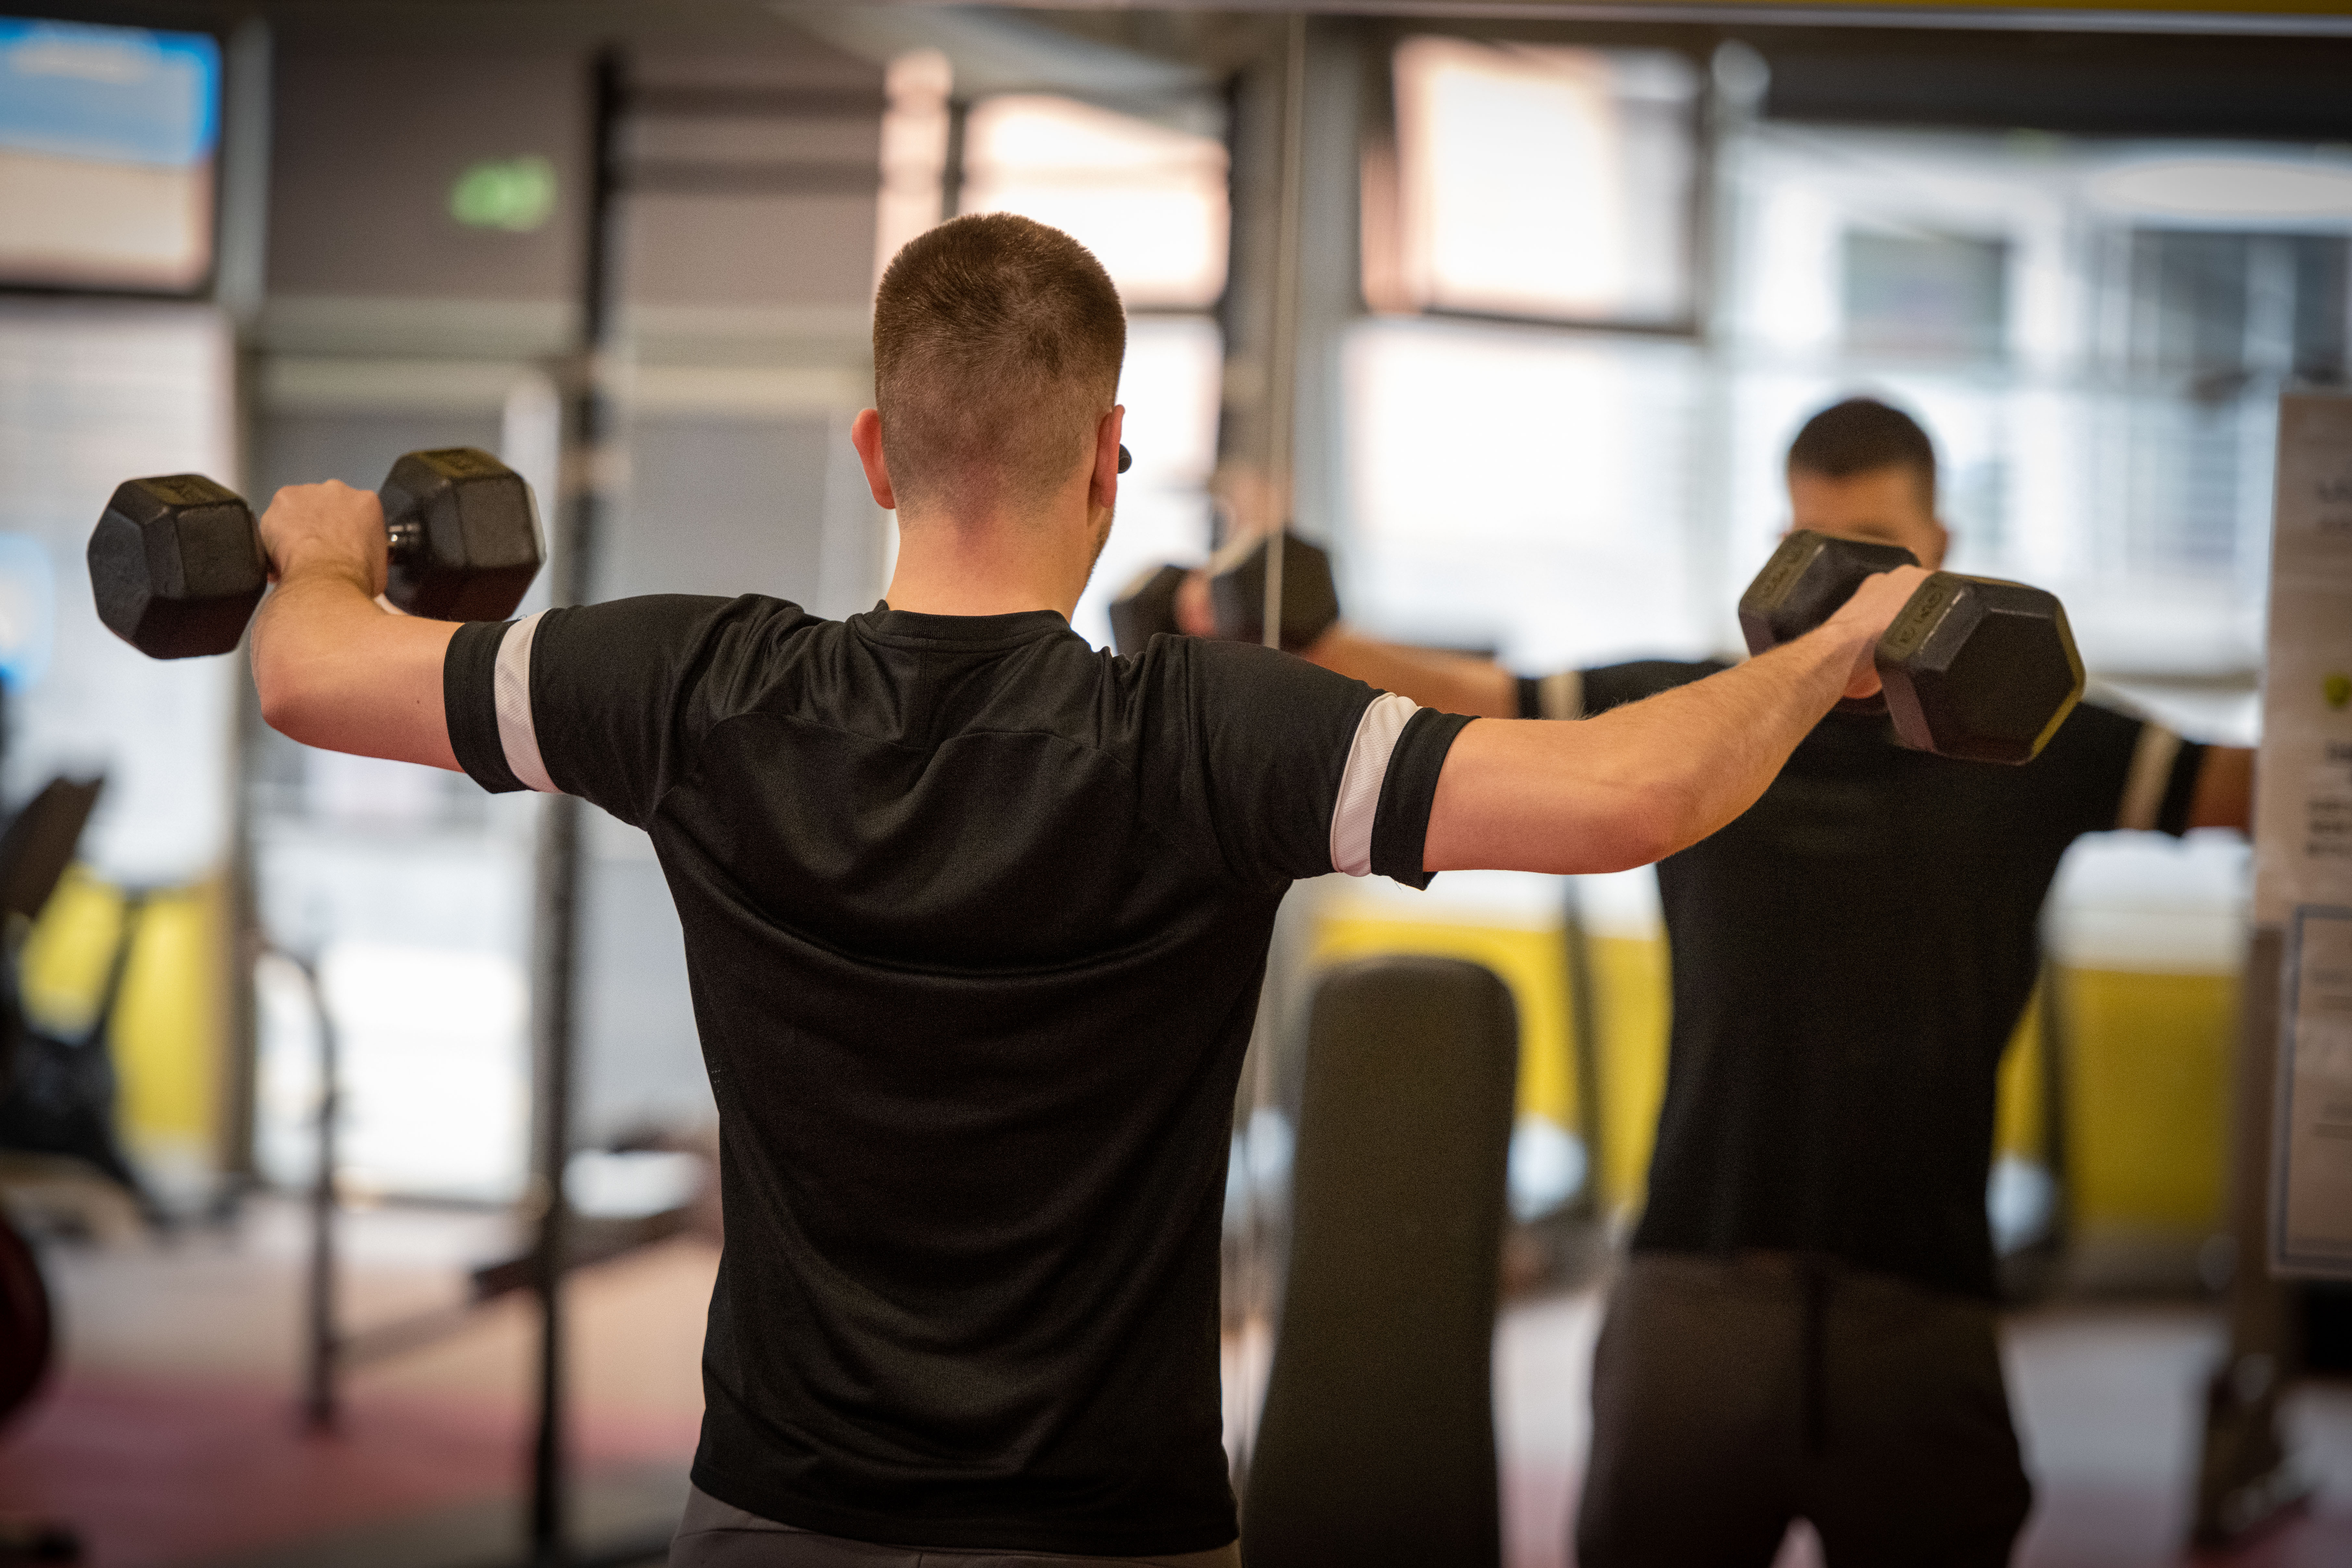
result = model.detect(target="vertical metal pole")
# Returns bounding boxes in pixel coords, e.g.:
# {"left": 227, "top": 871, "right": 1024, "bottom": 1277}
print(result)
{"left": 302, "top": 957, "right": 338, "bottom": 1432}
{"left": 1234, "top": 18, "right": 1313, "bottom": 1501}
{"left": 1259, "top": 13, "right": 1308, "bottom": 654}
{"left": 528, "top": 46, "right": 623, "bottom": 1568}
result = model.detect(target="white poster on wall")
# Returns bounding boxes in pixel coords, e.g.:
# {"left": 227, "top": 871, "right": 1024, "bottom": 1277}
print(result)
{"left": 2259, "top": 394, "right": 2352, "bottom": 1279}
{"left": 0, "top": 301, "right": 238, "bottom": 887}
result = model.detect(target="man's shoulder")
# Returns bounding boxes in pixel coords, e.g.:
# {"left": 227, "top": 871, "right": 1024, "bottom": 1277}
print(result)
{"left": 1126, "top": 633, "right": 1376, "bottom": 704}
{"left": 541, "top": 592, "right": 820, "bottom": 653}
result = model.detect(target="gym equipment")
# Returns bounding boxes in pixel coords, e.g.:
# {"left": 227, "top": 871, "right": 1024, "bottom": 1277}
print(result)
{"left": 88, "top": 448, "right": 544, "bottom": 660}
{"left": 1738, "top": 530, "right": 2084, "bottom": 765}
{"left": 291, "top": 946, "right": 697, "bottom": 1433}
{"left": 0, "top": 776, "right": 109, "bottom": 1567}
{"left": 1207, "top": 530, "right": 1340, "bottom": 652}
{"left": 1106, "top": 532, "right": 1343, "bottom": 658}
{"left": 0, "top": 1211, "right": 49, "bottom": 1430}
{"left": 1244, "top": 957, "right": 1515, "bottom": 1568}
{"left": 0, "top": 777, "right": 154, "bottom": 1219}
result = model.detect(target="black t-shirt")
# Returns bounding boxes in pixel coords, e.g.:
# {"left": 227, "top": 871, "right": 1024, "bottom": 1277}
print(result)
{"left": 442, "top": 597, "right": 1469, "bottom": 1554}
{"left": 1520, "top": 662, "right": 2206, "bottom": 1298}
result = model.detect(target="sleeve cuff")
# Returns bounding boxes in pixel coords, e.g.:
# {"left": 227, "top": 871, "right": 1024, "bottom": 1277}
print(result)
{"left": 2156, "top": 738, "right": 2208, "bottom": 836}
{"left": 1517, "top": 671, "right": 1585, "bottom": 721}
{"left": 445, "top": 615, "right": 556, "bottom": 796}
{"left": 2116, "top": 724, "right": 2204, "bottom": 835}
{"left": 445, "top": 620, "right": 525, "bottom": 793}
{"left": 1369, "top": 709, "right": 1476, "bottom": 889}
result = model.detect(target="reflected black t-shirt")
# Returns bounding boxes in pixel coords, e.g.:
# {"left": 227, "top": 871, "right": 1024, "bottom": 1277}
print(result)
{"left": 439, "top": 597, "right": 1468, "bottom": 1554}
{"left": 1523, "top": 661, "right": 2206, "bottom": 1298}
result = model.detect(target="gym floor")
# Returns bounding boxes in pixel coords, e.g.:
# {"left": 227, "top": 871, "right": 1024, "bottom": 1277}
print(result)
{"left": 0, "top": 1200, "right": 2346, "bottom": 1568}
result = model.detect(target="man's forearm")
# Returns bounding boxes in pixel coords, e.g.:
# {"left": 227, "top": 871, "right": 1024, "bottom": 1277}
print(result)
{"left": 252, "top": 566, "right": 462, "bottom": 769}
{"left": 1303, "top": 627, "right": 1518, "bottom": 718}
{"left": 1425, "top": 622, "right": 1871, "bottom": 875}
{"left": 2188, "top": 745, "right": 2254, "bottom": 832}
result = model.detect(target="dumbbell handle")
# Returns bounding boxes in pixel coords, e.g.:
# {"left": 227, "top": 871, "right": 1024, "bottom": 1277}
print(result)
{"left": 384, "top": 514, "right": 426, "bottom": 564}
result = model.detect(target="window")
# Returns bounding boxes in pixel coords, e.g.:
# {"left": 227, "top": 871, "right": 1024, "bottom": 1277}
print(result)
{"left": 1843, "top": 229, "right": 2009, "bottom": 360}
{"left": 1730, "top": 128, "right": 2352, "bottom": 677}
{"left": 959, "top": 94, "right": 1229, "bottom": 309}
{"left": 1343, "top": 318, "right": 1704, "bottom": 668}
{"left": 1377, "top": 38, "right": 1698, "bottom": 327}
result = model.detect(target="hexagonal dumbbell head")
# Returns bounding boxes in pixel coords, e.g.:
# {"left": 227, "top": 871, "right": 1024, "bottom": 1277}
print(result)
{"left": 380, "top": 448, "right": 545, "bottom": 622}
{"left": 1207, "top": 531, "right": 1340, "bottom": 652}
{"left": 1109, "top": 563, "right": 1188, "bottom": 657}
{"left": 87, "top": 474, "right": 267, "bottom": 659}
{"left": 1875, "top": 573, "right": 2085, "bottom": 764}
{"left": 1737, "top": 529, "right": 1921, "bottom": 656}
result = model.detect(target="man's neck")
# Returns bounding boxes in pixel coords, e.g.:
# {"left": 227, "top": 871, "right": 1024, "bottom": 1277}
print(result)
{"left": 881, "top": 503, "right": 1092, "bottom": 622}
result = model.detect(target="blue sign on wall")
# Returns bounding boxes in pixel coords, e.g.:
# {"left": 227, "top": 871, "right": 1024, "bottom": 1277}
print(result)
{"left": 0, "top": 18, "right": 219, "bottom": 169}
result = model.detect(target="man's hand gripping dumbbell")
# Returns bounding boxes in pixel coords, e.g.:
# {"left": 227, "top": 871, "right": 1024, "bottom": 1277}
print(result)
{"left": 1737, "top": 530, "right": 2084, "bottom": 764}
{"left": 88, "top": 447, "right": 544, "bottom": 660}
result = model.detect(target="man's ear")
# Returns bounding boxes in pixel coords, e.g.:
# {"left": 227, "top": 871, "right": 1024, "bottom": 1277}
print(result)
{"left": 1090, "top": 405, "right": 1125, "bottom": 508}
{"left": 1927, "top": 519, "right": 1954, "bottom": 571}
{"left": 851, "top": 409, "right": 898, "bottom": 511}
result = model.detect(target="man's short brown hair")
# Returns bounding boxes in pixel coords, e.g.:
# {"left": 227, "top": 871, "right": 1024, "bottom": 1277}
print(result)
{"left": 873, "top": 213, "right": 1127, "bottom": 513}
{"left": 1786, "top": 397, "right": 1937, "bottom": 509}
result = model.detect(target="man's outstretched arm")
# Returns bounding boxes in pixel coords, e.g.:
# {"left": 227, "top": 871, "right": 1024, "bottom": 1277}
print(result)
{"left": 248, "top": 480, "right": 462, "bottom": 770}
{"left": 1422, "top": 568, "right": 1926, "bottom": 876}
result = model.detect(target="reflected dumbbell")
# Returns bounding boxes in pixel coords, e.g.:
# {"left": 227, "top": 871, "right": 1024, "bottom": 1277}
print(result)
{"left": 89, "top": 448, "right": 545, "bottom": 659}
{"left": 1738, "top": 529, "right": 2084, "bottom": 764}
{"left": 1107, "top": 531, "right": 1341, "bottom": 658}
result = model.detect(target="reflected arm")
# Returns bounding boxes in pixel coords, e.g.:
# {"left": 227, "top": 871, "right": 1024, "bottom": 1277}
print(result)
{"left": 1421, "top": 568, "right": 1930, "bottom": 875}
{"left": 2188, "top": 745, "right": 2254, "bottom": 832}
{"left": 1303, "top": 627, "right": 1519, "bottom": 718}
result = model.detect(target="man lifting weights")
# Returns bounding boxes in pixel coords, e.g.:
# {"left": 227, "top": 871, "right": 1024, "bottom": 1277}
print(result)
{"left": 242, "top": 216, "right": 1927, "bottom": 1567}
{"left": 1280, "top": 397, "right": 2255, "bottom": 1566}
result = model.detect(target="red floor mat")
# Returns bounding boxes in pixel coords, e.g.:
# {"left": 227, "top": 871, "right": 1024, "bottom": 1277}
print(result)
{"left": 0, "top": 1372, "right": 698, "bottom": 1568}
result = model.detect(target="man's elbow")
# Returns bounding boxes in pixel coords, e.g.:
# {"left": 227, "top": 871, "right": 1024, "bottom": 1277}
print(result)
{"left": 1577, "top": 792, "right": 1686, "bottom": 875}
{"left": 254, "top": 646, "right": 325, "bottom": 747}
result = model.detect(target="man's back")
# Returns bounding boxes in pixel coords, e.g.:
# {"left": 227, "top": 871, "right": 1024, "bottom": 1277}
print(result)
{"left": 445, "top": 593, "right": 1463, "bottom": 1554}
{"left": 1578, "top": 660, "right": 2204, "bottom": 1295}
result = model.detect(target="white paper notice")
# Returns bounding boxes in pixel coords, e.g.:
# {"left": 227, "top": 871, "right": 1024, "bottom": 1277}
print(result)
{"left": 2261, "top": 395, "right": 2352, "bottom": 1278}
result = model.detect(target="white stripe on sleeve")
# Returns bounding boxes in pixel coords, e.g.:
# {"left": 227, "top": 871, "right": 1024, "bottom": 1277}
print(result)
{"left": 495, "top": 611, "right": 557, "bottom": 794}
{"left": 1538, "top": 670, "right": 1584, "bottom": 722}
{"left": 2115, "top": 724, "right": 2182, "bottom": 832}
{"left": 1329, "top": 692, "right": 1418, "bottom": 877}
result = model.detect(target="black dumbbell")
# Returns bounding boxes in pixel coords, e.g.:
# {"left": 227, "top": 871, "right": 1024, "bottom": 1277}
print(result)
{"left": 89, "top": 448, "right": 545, "bottom": 660}
{"left": 1739, "top": 529, "right": 2084, "bottom": 764}
{"left": 1107, "top": 532, "right": 1344, "bottom": 658}
{"left": 1207, "top": 531, "right": 1340, "bottom": 652}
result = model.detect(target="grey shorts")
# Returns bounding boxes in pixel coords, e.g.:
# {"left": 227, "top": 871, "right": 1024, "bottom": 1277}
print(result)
{"left": 668, "top": 1486, "right": 1243, "bottom": 1568}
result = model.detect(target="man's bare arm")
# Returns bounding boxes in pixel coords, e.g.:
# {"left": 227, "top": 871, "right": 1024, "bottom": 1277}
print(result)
{"left": 248, "top": 481, "right": 462, "bottom": 770}
{"left": 1304, "top": 627, "right": 1518, "bottom": 719}
{"left": 1423, "top": 568, "right": 1926, "bottom": 875}
{"left": 2188, "top": 745, "right": 2254, "bottom": 832}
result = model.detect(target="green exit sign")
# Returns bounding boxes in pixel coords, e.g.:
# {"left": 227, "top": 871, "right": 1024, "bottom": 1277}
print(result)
{"left": 449, "top": 155, "right": 557, "bottom": 232}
